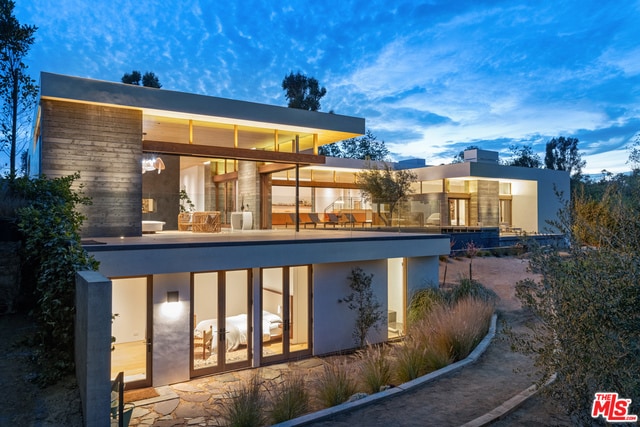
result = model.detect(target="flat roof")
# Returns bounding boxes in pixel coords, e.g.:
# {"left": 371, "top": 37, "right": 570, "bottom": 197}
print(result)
{"left": 38, "top": 73, "right": 365, "bottom": 146}
{"left": 84, "top": 229, "right": 450, "bottom": 277}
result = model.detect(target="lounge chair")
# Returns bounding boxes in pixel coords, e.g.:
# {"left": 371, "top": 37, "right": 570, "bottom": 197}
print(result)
{"left": 289, "top": 213, "right": 314, "bottom": 228}
{"left": 325, "top": 213, "right": 341, "bottom": 228}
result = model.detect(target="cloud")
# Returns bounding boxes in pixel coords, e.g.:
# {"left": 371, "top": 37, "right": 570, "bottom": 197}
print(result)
{"left": 10, "top": 0, "right": 640, "bottom": 175}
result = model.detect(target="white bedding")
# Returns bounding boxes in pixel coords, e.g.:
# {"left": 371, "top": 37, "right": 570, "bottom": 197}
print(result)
{"left": 194, "top": 311, "right": 283, "bottom": 351}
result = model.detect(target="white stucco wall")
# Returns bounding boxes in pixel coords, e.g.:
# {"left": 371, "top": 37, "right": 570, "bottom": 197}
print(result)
{"left": 511, "top": 180, "right": 538, "bottom": 232}
{"left": 312, "top": 260, "right": 388, "bottom": 354}
{"left": 406, "top": 256, "right": 440, "bottom": 299}
{"left": 152, "top": 272, "right": 191, "bottom": 386}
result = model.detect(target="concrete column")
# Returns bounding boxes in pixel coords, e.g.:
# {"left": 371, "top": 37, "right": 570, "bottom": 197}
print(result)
{"left": 75, "top": 271, "right": 112, "bottom": 427}
{"left": 237, "top": 161, "right": 260, "bottom": 229}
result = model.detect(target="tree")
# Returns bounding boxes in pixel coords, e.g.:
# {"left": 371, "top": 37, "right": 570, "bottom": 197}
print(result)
{"left": 510, "top": 181, "right": 640, "bottom": 423}
{"left": 451, "top": 145, "right": 478, "bottom": 163}
{"left": 121, "top": 70, "right": 141, "bottom": 85}
{"left": 0, "top": 0, "right": 38, "bottom": 178}
{"left": 627, "top": 132, "right": 640, "bottom": 171}
{"left": 506, "top": 144, "right": 542, "bottom": 168}
{"left": 544, "top": 136, "right": 585, "bottom": 178}
{"left": 342, "top": 267, "right": 384, "bottom": 348}
{"left": 319, "top": 130, "right": 390, "bottom": 161}
{"left": 282, "top": 71, "right": 326, "bottom": 111}
{"left": 142, "top": 71, "right": 161, "bottom": 88}
{"left": 10, "top": 173, "right": 98, "bottom": 384}
{"left": 121, "top": 70, "right": 162, "bottom": 88}
{"left": 357, "top": 162, "right": 417, "bottom": 226}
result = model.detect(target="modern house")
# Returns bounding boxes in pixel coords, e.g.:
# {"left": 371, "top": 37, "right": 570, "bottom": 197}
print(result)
{"left": 29, "top": 73, "right": 449, "bottom": 390}
{"left": 29, "top": 73, "right": 566, "bottom": 424}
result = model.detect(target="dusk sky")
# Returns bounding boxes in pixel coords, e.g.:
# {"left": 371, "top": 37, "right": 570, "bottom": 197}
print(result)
{"left": 14, "top": 1, "right": 640, "bottom": 174}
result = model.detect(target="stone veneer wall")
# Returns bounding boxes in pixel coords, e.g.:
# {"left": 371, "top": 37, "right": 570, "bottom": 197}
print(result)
{"left": 474, "top": 180, "right": 500, "bottom": 227}
{"left": 237, "top": 161, "right": 260, "bottom": 229}
{"left": 40, "top": 100, "right": 142, "bottom": 237}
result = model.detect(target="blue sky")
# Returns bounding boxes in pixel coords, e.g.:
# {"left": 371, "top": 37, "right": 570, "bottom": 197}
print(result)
{"left": 14, "top": 1, "right": 640, "bottom": 174}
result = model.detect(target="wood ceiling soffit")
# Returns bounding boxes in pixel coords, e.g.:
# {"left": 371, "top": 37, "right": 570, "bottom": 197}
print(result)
{"left": 143, "top": 140, "right": 325, "bottom": 164}
{"left": 273, "top": 180, "right": 360, "bottom": 189}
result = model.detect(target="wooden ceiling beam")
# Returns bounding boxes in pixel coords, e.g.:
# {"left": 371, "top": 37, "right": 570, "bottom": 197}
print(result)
{"left": 213, "top": 171, "right": 238, "bottom": 183}
{"left": 258, "top": 163, "right": 296, "bottom": 174}
{"left": 271, "top": 180, "right": 360, "bottom": 189}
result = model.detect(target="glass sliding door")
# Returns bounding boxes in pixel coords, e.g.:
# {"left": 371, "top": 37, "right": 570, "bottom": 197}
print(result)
{"left": 111, "top": 277, "right": 151, "bottom": 389}
{"left": 290, "top": 266, "right": 310, "bottom": 353}
{"left": 192, "top": 272, "right": 219, "bottom": 373}
{"left": 191, "top": 270, "right": 251, "bottom": 377}
{"left": 262, "top": 268, "right": 284, "bottom": 358}
{"left": 448, "top": 198, "right": 469, "bottom": 226}
{"left": 261, "top": 266, "right": 311, "bottom": 363}
{"left": 224, "top": 270, "right": 251, "bottom": 367}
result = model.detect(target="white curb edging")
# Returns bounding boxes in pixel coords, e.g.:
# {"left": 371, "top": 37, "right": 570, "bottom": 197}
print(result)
{"left": 274, "top": 314, "right": 498, "bottom": 427}
{"left": 458, "top": 373, "right": 557, "bottom": 427}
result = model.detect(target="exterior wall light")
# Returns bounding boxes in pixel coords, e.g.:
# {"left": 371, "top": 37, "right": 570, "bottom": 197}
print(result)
{"left": 166, "top": 291, "right": 179, "bottom": 303}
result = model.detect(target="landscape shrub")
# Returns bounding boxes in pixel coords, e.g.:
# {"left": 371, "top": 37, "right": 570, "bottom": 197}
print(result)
{"left": 356, "top": 344, "right": 392, "bottom": 394}
{"left": 392, "top": 339, "right": 428, "bottom": 383}
{"left": 268, "top": 372, "right": 309, "bottom": 423}
{"left": 447, "top": 278, "right": 498, "bottom": 306}
{"left": 9, "top": 174, "right": 98, "bottom": 384}
{"left": 409, "top": 297, "right": 493, "bottom": 362}
{"left": 221, "top": 374, "right": 267, "bottom": 427}
{"left": 314, "top": 359, "right": 357, "bottom": 408}
{"left": 406, "top": 287, "right": 445, "bottom": 326}
{"left": 510, "top": 180, "right": 640, "bottom": 424}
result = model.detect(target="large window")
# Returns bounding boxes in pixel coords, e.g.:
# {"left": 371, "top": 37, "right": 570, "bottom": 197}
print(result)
{"left": 261, "top": 266, "right": 312, "bottom": 362}
{"left": 111, "top": 277, "right": 151, "bottom": 387}
{"left": 192, "top": 270, "right": 251, "bottom": 376}
{"left": 448, "top": 198, "right": 468, "bottom": 226}
{"left": 500, "top": 199, "right": 512, "bottom": 226}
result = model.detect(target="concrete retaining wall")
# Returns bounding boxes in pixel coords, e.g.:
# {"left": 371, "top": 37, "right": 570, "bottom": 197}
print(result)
{"left": 75, "top": 271, "right": 112, "bottom": 427}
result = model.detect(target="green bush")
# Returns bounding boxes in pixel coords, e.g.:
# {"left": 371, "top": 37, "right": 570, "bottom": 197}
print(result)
{"left": 510, "top": 179, "right": 640, "bottom": 423}
{"left": 407, "top": 287, "right": 446, "bottom": 326}
{"left": 447, "top": 278, "right": 498, "bottom": 306}
{"left": 8, "top": 174, "right": 98, "bottom": 384}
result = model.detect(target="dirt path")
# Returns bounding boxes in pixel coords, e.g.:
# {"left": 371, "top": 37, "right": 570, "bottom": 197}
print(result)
{"left": 306, "top": 256, "right": 571, "bottom": 426}
{"left": 0, "top": 313, "right": 83, "bottom": 426}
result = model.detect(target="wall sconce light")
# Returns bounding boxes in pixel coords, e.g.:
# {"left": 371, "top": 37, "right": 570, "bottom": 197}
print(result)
{"left": 166, "top": 291, "right": 179, "bottom": 303}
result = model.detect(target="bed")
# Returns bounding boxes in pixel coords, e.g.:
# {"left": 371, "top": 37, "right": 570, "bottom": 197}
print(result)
{"left": 194, "top": 311, "right": 283, "bottom": 351}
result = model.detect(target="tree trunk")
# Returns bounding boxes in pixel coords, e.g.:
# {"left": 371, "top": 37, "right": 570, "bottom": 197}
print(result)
{"left": 10, "top": 69, "right": 18, "bottom": 178}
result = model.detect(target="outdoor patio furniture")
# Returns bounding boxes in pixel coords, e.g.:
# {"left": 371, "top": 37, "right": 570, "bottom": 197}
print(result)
{"left": 289, "top": 213, "right": 314, "bottom": 228}
{"left": 178, "top": 213, "right": 192, "bottom": 231}
{"left": 191, "top": 212, "right": 221, "bottom": 233}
